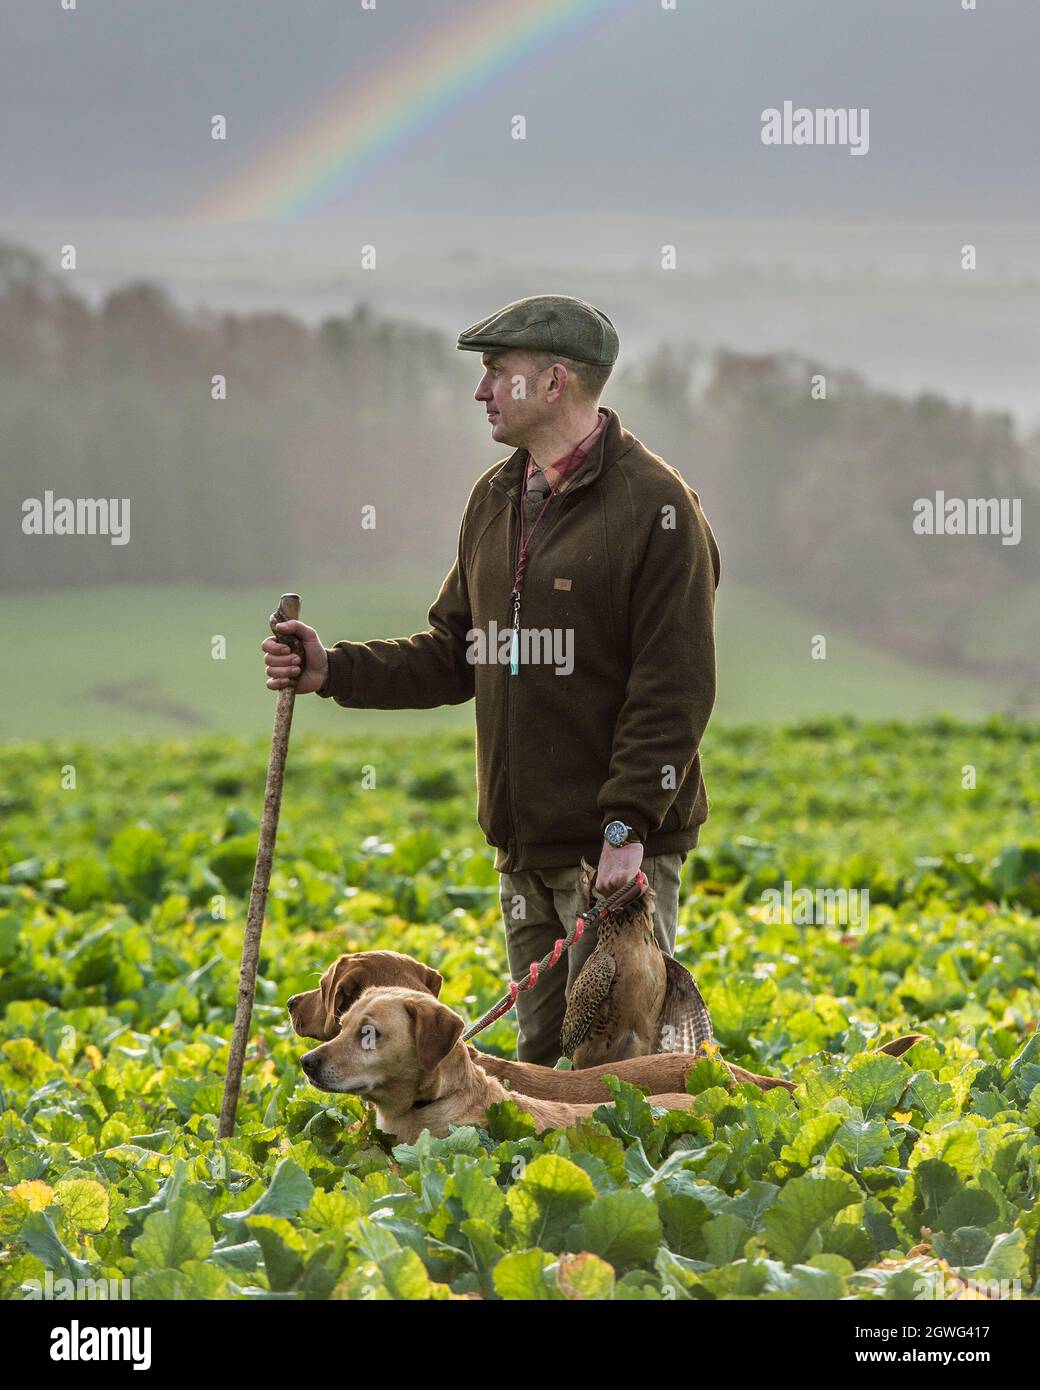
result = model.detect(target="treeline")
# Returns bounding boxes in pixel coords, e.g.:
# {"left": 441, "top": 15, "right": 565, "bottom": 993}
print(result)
{"left": 1, "top": 238, "right": 1037, "bottom": 675}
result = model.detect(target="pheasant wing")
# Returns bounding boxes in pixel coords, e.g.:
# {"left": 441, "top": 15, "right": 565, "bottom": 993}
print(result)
{"left": 561, "top": 952, "right": 616, "bottom": 1058}
{"left": 657, "top": 955, "right": 714, "bottom": 1055}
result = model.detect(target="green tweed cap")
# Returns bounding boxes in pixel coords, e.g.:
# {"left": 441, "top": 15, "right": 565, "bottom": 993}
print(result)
{"left": 456, "top": 294, "right": 619, "bottom": 367}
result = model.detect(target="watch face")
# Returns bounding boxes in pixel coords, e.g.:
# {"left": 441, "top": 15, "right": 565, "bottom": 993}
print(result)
{"left": 605, "top": 821, "right": 626, "bottom": 847}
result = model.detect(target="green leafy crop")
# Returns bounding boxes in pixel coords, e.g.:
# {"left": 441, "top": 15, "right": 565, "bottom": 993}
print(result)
{"left": 0, "top": 720, "right": 1038, "bottom": 1300}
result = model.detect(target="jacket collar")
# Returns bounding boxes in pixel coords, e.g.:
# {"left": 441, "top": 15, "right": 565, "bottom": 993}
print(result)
{"left": 489, "top": 406, "right": 630, "bottom": 506}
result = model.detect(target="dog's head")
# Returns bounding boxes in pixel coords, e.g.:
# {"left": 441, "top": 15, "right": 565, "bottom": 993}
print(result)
{"left": 287, "top": 951, "right": 443, "bottom": 1042}
{"left": 299, "top": 986, "right": 465, "bottom": 1105}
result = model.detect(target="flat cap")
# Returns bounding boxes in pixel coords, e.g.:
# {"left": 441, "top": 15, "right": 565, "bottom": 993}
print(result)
{"left": 456, "top": 294, "right": 619, "bottom": 367}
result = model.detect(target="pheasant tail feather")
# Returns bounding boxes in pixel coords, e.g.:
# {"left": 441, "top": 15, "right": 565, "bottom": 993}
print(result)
{"left": 657, "top": 954, "right": 714, "bottom": 1055}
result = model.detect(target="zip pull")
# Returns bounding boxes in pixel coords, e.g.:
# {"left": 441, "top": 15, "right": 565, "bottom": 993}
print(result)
{"left": 509, "top": 591, "right": 521, "bottom": 675}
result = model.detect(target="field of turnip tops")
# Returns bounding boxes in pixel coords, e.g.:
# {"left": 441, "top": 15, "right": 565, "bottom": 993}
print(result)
{"left": 1, "top": 718, "right": 1038, "bottom": 1301}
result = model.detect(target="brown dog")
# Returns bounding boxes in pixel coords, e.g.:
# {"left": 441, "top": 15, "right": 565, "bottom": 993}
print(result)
{"left": 290, "top": 950, "right": 924, "bottom": 1101}
{"left": 300, "top": 986, "right": 702, "bottom": 1142}
{"left": 287, "top": 950, "right": 443, "bottom": 1041}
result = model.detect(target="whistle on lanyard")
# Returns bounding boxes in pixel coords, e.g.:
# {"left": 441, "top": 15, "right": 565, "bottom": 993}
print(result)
{"left": 509, "top": 590, "right": 521, "bottom": 675}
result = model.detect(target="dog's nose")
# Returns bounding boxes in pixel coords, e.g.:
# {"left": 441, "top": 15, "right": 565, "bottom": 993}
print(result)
{"left": 287, "top": 995, "right": 299, "bottom": 1010}
{"left": 301, "top": 1051, "right": 319, "bottom": 1076}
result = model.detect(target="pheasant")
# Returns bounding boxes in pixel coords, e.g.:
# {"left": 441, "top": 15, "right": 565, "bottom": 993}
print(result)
{"left": 560, "top": 857, "right": 714, "bottom": 1068}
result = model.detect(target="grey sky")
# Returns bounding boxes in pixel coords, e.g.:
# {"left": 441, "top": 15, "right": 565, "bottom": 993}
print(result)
{"left": 2, "top": 0, "right": 1038, "bottom": 223}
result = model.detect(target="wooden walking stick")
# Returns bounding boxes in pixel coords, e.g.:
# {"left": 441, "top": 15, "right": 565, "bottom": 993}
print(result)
{"left": 217, "top": 593, "right": 304, "bottom": 1139}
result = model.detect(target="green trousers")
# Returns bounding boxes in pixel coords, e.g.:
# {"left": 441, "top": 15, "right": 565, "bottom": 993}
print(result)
{"left": 497, "top": 853, "right": 686, "bottom": 1068}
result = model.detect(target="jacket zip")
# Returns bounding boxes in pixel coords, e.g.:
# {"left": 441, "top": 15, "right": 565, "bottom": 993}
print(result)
{"left": 492, "top": 451, "right": 604, "bottom": 870}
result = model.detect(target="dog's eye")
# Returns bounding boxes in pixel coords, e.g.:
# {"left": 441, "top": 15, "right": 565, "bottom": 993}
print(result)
{"left": 358, "top": 1023, "right": 381, "bottom": 1047}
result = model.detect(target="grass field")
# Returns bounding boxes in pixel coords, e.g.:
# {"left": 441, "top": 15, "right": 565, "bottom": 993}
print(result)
{"left": 6, "top": 576, "right": 1012, "bottom": 744}
{"left": 0, "top": 720, "right": 1038, "bottom": 1300}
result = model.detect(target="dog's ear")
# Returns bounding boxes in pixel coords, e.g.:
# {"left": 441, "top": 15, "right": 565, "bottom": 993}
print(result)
{"left": 416, "top": 962, "right": 444, "bottom": 998}
{"left": 319, "top": 956, "right": 360, "bottom": 1039}
{"left": 404, "top": 996, "right": 464, "bottom": 1074}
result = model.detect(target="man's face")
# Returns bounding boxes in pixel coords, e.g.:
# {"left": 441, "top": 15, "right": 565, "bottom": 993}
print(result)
{"left": 474, "top": 350, "right": 551, "bottom": 445}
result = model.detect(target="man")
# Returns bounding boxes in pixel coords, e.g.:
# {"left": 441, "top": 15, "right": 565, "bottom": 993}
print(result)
{"left": 262, "top": 294, "right": 721, "bottom": 1067}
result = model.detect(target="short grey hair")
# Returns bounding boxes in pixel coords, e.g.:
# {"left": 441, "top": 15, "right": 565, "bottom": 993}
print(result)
{"left": 525, "top": 350, "right": 612, "bottom": 403}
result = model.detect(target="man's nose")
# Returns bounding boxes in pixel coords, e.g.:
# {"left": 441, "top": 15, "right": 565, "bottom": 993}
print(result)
{"left": 475, "top": 377, "right": 491, "bottom": 401}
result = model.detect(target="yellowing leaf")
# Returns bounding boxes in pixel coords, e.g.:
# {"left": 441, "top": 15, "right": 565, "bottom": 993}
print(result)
{"left": 54, "top": 1179, "right": 110, "bottom": 1233}
{"left": 9, "top": 1180, "right": 54, "bottom": 1211}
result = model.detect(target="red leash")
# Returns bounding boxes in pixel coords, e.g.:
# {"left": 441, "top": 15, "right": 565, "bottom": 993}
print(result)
{"left": 462, "top": 870, "right": 648, "bottom": 1043}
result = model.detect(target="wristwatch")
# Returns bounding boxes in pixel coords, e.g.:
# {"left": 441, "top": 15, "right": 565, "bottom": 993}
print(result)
{"left": 603, "top": 820, "right": 639, "bottom": 848}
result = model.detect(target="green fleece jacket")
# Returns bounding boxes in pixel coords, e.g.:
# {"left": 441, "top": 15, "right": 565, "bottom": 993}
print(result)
{"left": 318, "top": 406, "right": 720, "bottom": 873}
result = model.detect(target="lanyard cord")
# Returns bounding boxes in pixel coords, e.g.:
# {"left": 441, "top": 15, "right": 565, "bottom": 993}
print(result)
{"left": 513, "top": 484, "right": 555, "bottom": 596}
{"left": 508, "top": 418, "right": 603, "bottom": 675}
{"left": 508, "top": 489, "right": 554, "bottom": 676}
{"left": 512, "top": 416, "right": 603, "bottom": 598}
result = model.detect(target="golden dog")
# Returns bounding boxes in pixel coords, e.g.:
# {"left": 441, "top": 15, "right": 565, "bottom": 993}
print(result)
{"left": 289, "top": 951, "right": 924, "bottom": 1103}
{"left": 300, "top": 986, "right": 702, "bottom": 1142}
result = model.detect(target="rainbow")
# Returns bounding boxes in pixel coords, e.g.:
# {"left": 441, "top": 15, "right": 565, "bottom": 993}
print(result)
{"left": 193, "top": 0, "right": 632, "bottom": 222}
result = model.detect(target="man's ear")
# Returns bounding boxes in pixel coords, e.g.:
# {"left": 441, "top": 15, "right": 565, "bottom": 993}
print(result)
{"left": 404, "top": 997, "right": 464, "bottom": 1073}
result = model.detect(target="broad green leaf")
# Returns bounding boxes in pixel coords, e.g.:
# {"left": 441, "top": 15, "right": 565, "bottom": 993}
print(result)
{"left": 571, "top": 1190, "right": 662, "bottom": 1266}
{"left": 709, "top": 975, "right": 778, "bottom": 1047}
{"left": 303, "top": 1189, "right": 362, "bottom": 1230}
{"left": 133, "top": 1260, "right": 229, "bottom": 1300}
{"left": 451, "top": 1160, "right": 506, "bottom": 1225}
{"left": 702, "top": 1213, "right": 753, "bottom": 1267}
{"left": 492, "top": 1249, "right": 556, "bottom": 1300}
{"left": 903, "top": 1070, "right": 956, "bottom": 1119}
{"left": 761, "top": 1255, "right": 848, "bottom": 1300}
{"left": 726, "top": 1180, "right": 781, "bottom": 1232}
{"left": 910, "top": 1159, "right": 963, "bottom": 1223}
{"left": 968, "top": 1229, "right": 1027, "bottom": 1282}
{"left": 459, "top": 1217, "right": 506, "bottom": 1273}
{"left": 484, "top": 1100, "right": 538, "bottom": 1141}
{"left": 780, "top": 1112, "right": 842, "bottom": 1169}
{"left": 223, "top": 1158, "right": 316, "bottom": 1240}
{"left": 506, "top": 1155, "right": 596, "bottom": 1249}
{"left": 19, "top": 1211, "right": 95, "bottom": 1281}
{"left": 936, "top": 1187, "right": 999, "bottom": 1234}
{"left": 381, "top": 1247, "right": 451, "bottom": 1301}
{"left": 762, "top": 1175, "right": 859, "bottom": 1265}
{"left": 595, "top": 1077, "right": 656, "bottom": 1147}
{"left": 658, "top": 1193, "right": 713, "bottom": 1257}
{"left": 682, "top": 1053, "right": 733, "bottom": 1095}
{"left": 249, "top": 1158, "right": 315, "bottom": 1220}
{"left": 131, "top": 1198, "right": 213, "bottom": 1269}
{"left": 830, "top": 1117, "right": 894, "bottom": 1171}
{"left": 842, "top": 1053, "right": 907, "bottom": 1118}
{"left": 931, "top": 1226, "right": 991, "bottom": 1268}
{"left": 246, "top": 1215, "right": 307, "bottom": 1292}
{"left": 909, "top": 1119, "right": 983, "bottom": 1179}
{"left": 654, "top": 1245, "right": 712, "bottom": 1299}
